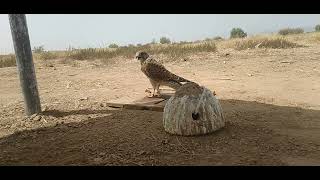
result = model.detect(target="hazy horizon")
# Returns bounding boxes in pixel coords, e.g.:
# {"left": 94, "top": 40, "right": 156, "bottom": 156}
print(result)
{"left": 1, "top": 14, "right": 319, "bottom": 55}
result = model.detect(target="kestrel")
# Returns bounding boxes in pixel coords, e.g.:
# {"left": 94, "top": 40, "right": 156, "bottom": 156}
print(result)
{"left": 135, "top": 51, "right": 191, "bottom": 97}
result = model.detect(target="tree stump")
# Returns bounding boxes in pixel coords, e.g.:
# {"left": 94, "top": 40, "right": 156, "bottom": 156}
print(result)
{"left": 163, "top": 82, "right": 225, "bottom": 136}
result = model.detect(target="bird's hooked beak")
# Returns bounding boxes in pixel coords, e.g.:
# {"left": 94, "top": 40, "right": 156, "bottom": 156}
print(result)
{"left": 135, "top": 55, "right": 142, "bottom": 61}
{"left": 135, "top": 51, "right": 148, "bottom": 61}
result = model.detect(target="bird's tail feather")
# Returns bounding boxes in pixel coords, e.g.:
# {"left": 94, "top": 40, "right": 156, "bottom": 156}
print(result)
{"left": 163, "top": 81, "right": 182, "bottom": 90}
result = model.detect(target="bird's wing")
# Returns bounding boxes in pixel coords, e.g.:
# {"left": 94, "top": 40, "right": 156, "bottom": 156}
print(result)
{"left": 144, "top": 62, "right": 173, "bottom": 81}
{"left": 144, "top": 61, "right": 190, "bottom": 82}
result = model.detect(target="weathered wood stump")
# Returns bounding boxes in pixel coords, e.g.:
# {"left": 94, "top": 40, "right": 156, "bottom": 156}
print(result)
{"left": 163, "top": 82, "right": 225, "bottom": 136}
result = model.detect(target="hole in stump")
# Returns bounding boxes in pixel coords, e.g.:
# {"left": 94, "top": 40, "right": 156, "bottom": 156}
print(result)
{"left": 192, "top": 112, "right": 200, "bottom": 120}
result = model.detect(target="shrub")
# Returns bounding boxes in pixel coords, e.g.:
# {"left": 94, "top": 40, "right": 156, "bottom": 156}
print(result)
{"left": 108, "top": 43, "right": 119, "bottom": 48}
{"left": 33, "top": 45, "right": 45, "bottom": 53}
{"left": 278, "top": 28, "right": 304, "bottom": 35}
{"left": 160, "top": 37, "right": 171, "bottom": 44}
{"left": 315, "top": 25, "right": 320, "bottom": 32}
{"left": 179, "top": 41, "right": 191, "bottom": 44}
{"left": 233, "top": 37, "right": 303, "bottom": 50}
{"left": 230, "top": 28, "right": 247, "bottom": 39}
{"left": 213, "top": 36, "right": 224, "bottom": 40}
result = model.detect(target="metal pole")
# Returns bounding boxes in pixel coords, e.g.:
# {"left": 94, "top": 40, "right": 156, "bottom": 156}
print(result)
{"left": 8, "top": 14, "right": 41, "bottom": 116}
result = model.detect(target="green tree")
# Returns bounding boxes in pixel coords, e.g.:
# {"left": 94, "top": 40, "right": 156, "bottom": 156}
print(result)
{"left": 160, "top": 37, "right": 171, "bottom": 44}
{"left": 108, "top": 43, "right": 119, "bottom": 48}
{"left": 230, "top": 28, "right": 247, "bottom": 39}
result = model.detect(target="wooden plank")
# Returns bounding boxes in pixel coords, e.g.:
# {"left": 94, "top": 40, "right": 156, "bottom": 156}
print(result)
{"left": 106, "top": 102, "right": 166, "bottom": 112}
{"left": 106, "top": 96, "right": 169, "bottom": 112}
{"left": 106, "top": 88, "right": 174, "bottom": 112}
{"left": 105, "top": 103, "right": 124, "bottom": 108}
{"left": 155, "top": 100, "right": 168, "bottom": 106}
{"left": 133, "top": 97, "right": 165, "bottom": 105}
{"left": 123, "top": 104, "right": 164, "bottom": 112}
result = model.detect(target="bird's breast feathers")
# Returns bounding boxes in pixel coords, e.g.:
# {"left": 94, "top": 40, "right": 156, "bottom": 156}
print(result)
{"left": 141, "top": 59, "right": 172, "bottom": 81}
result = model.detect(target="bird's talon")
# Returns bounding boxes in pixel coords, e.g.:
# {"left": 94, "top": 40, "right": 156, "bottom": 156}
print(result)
{"left": 153, "top": 91, "right": 161, "bottom": 97}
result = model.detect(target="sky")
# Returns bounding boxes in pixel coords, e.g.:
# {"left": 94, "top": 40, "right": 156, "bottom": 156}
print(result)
{"left": 0, "top": 14, "right": 319, "bottom": 54}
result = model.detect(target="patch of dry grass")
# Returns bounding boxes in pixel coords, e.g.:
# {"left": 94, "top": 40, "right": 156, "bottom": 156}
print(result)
{"left": 231, "top": 37, "right": 304, "bottom": 50}
{"left": 2, "top": 32, "right": 318, "bottom": 68}
{"left": 278, "top": 28, "right": 304, "bottom": 36}
{"left": 288, "top": 32, "right": 320, "bottom": 44}
{"left": 39, "top": 51, "right": 59, "bottom": 60}
{"left": 66, "top": 42, "right": 217, "bottom": 61}
{"left": 0, "top": 55, "right": 16, "bottom": 68}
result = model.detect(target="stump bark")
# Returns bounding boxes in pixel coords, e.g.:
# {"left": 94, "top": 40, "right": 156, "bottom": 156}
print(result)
{"left": 163, "top": 82, "right": 225, "bottom": 136}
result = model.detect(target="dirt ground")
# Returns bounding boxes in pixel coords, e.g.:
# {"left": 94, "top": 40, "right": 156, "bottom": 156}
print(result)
{"left": 0, "top": 44, "right": 320, "bottom": 165}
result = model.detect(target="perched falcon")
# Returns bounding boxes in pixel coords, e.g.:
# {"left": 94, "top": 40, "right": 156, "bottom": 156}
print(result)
{"left": 135, "top": 51, "right": 191, "bottom": 97}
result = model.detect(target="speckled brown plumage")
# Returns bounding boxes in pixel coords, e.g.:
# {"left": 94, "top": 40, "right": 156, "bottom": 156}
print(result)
{"left": 135, "top": 51, "right": 191, "bottom": 97}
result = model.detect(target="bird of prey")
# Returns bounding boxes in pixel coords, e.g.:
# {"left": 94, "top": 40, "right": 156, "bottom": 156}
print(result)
{"left": 135, "top": 51, "right": 192, "bottom": 97}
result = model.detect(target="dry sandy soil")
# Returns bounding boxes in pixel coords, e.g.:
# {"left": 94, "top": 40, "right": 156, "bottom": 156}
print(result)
{"left": 0, "top": 43, "right": 320, "bottom": 166}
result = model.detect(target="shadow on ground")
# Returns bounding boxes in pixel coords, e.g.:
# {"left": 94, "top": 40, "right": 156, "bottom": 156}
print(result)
{"left": 0, "top": 99, "right": 319, "bottom": 166}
